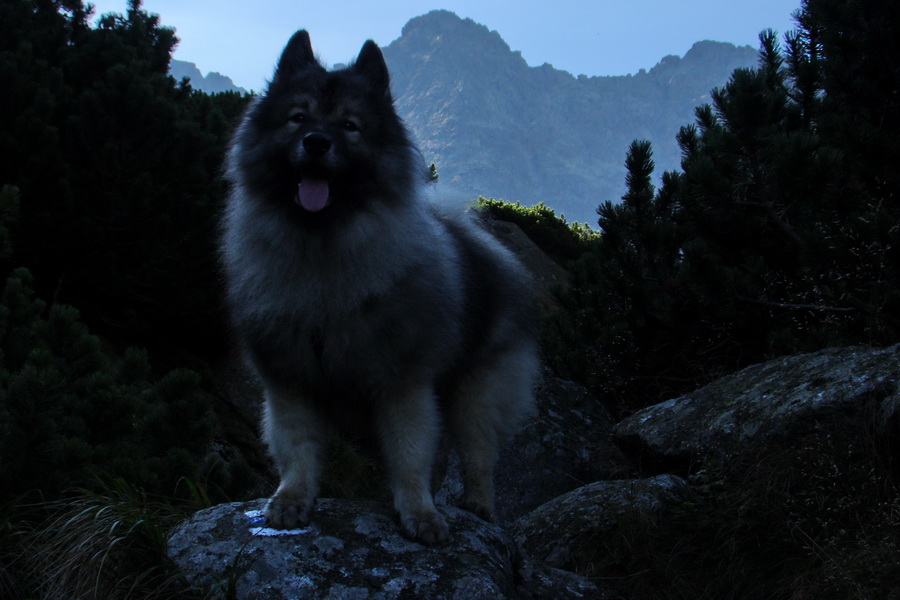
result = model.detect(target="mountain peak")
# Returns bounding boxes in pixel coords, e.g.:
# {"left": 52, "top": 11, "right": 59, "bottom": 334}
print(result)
{"left": 392, "top": 10, "right": 518, "bottom": 65}
{"left": 683, "top": 39, "right": 757, "bottom": 68}
{"left": 647, "top": 40, "right": 757, "bottom": 82}
{"left": 401, "top": 10, "right": 495, "bottom": 39}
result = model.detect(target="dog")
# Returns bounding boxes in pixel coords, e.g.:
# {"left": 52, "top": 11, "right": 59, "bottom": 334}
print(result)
{"left": 220, "top": 30, "right": 538, "bottom": 545}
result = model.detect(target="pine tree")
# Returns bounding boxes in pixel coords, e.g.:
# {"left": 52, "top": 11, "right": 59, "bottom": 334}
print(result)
{"left": 555, "top": 0, "right": 900, "bottom": 409}
{"left": 0, "top": 264, "right": 253, "bottom": 501}
{"left": 593, "top": 142, "right": 697, "bottom": 407}
{"left": 0, "top": 0, "right": 249, "bottom": 355}
{"left": 0, "top": 1, "right": 257, "bottom": 502}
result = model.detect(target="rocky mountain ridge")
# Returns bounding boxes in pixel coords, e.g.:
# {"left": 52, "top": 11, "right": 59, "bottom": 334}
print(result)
{"left": 170, "top": 10, "right": 758, "bottom": 223}
{"left": 383, "top": 10, "right": 759, "bottom": 223}
{"left": 169, "top": 58, "right": 247, "bottom": 94}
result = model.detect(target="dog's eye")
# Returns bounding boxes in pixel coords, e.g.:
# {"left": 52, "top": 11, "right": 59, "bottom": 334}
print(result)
{"left": 342, "top": 120, "right": 360, "bottom": 133}
{"left": 288, "top": 112, "right": 306, "bottom": 124}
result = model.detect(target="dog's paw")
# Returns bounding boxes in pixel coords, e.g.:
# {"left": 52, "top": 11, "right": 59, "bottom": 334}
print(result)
{"left": 264, "top": 494, "right": 314, "bottom": 529}
{"left": 399, "top": 509, "right": 450, "bottom": 545}
{"left": 460, "top": 498, "right": 494, "bottom": 523}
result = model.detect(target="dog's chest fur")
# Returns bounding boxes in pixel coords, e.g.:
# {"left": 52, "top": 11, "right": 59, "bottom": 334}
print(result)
{"left": 225, "top": 199, "right": 465, "bottom": 398}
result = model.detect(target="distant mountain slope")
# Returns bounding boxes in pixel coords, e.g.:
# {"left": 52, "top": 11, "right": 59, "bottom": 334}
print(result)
{"left": 170, "top": 59, "right": 247, "bottom": 94}
{"left": 383, "top": 10, "right": 758, "bottom": 223}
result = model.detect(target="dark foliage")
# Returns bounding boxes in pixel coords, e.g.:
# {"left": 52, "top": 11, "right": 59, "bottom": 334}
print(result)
{"left": 576, "top": 435, "right": 900, "bottom": 599}
{"left": 0, "top": 4, "right": 255, "bottom": 593}
{"left": 0, "top": 188, "right": 251, "bottom": 505}
{"left": 515, "top": 0, "right": 900, "bottom": 414}
{"left": 0, "top": 0, "right": 249, "bottom": 356}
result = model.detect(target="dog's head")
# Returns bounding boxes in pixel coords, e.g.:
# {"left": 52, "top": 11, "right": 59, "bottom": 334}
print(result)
{"left": 229, "top": 31, "right": 420, "bottom": 221}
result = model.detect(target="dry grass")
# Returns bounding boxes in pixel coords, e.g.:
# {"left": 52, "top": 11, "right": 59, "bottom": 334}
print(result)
{"left": 4, "top": 478, "right": 205, "bottom": 600}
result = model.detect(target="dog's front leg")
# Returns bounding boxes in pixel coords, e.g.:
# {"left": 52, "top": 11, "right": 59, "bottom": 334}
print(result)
{"left": 262, "top": 390, "right": 324, "bottom": 529}
{"left": 376, "top": 386, "right": 449, "bottom": 545}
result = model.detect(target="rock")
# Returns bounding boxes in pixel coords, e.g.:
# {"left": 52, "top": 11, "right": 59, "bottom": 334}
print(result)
{"left": 167, "top": 498, "right": 614, "bottom": 599}
{"left": 177, "top": 345, "right": 900, "bottom": 599}
{"left": 205, "top": 350, "right": 276, "bottom": 497}
{"left": 168, "top": 499, "right": 517, "bottom": 599}
{"left": 518, "top": 565, "right": 624, "bottom": 600}
{"left": 492, "top": 372, "right": 628, "bottom": 523}
{"left": 486, "top": 219, "right": 571, "bottom": 312}
{"left": 438, "top": 371, "right": 627, "bottom": 524}
{"left": 511, "top": 475, "right": 693, "bottom": 574}
{"left": 614, "top": 345, "right": 900, "bottom": 473}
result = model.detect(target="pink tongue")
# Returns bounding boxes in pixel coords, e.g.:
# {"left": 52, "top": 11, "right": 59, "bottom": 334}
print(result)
{"left": 297, "top": 179, "right": 329, "bottom": 212}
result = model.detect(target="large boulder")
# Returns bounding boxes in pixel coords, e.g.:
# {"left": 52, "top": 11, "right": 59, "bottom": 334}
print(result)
{"left": 486, "top": 219, "right": 571, "bottom": 313}
{"left": 490, "top": 371, "right": 628, "bottom": 523}
{"left": 167, "top": 498, "right": 617, "bottom": 600}
{"left": 614, "top": 345, "right": 900, "bottom": 473}
{"left": 511, "top": 475, "right": 694, "bottom": 574}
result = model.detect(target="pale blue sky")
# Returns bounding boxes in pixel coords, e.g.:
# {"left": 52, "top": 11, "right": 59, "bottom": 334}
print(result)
{"left": 89, "top": 0, "right": 802, "bottom": 92}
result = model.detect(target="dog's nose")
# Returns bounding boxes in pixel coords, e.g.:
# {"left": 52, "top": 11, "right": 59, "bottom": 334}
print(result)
{"left": 303, "top": 132, "right": 332, "bottom": 156}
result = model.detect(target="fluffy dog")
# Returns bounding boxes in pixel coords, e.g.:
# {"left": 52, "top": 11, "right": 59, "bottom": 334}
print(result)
{"left": 221, "top": 30, "right": 538, "bottom": 544}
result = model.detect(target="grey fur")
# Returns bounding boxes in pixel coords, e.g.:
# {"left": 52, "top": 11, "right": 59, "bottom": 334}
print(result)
{"left": 221, "top": 30, "right": 538, "bottom": 545}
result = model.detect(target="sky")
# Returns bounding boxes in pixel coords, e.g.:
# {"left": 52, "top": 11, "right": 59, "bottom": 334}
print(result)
{"left": 88, "top": 0, "right": 803, "bottom": 92}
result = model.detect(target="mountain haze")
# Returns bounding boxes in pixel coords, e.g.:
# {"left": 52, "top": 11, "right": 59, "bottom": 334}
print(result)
{"left": 383, "top": 10, "right": 758, "bottom": 223}
{"left": 170, "top": 59, "right": 247, "bottom": 94}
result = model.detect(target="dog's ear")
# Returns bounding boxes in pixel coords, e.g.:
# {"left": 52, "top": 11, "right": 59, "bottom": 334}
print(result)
{"left": 276, "top": 30, "right": 320, "bottom": 75}
{"left": 353, "top": 40, "right": 392, "bottom": 100}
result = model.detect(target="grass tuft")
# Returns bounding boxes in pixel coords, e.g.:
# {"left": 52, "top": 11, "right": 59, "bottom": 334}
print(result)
{"left": 12, "top": 477, "right": 205, "bottom": 600}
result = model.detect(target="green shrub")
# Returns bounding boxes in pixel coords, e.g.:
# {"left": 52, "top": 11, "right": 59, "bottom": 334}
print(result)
{"left": 476, "top": 197, "right": 598, "bottom": 266}
{"left": 0, "top": 267, "right": 217, "bottom": 501}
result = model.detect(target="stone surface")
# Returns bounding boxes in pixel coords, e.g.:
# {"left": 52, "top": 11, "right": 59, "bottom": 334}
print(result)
{"left": 512, "top": 475, "right": 693, "bottom": 572}
{"left": 613, "top": 345, "right": 900, "bottom": 473}
{"left": 168, "top": 499, "right": 517, "bottom": 599}
{"left": 492, "top": 372, "right": 628, "bottom": 523}
{"left": 438, "top": 370, "right": 627, "bottom": 525}
{"left": 167, "top": 498, "right": 616, "bottom": 600}
{"left": 486, "top": 219, "right": 571, "bottom": 313}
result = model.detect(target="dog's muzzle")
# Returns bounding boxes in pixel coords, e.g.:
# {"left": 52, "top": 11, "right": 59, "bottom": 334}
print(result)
{"left": 302, "top": 132, "right": 332, "bottom": 157}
